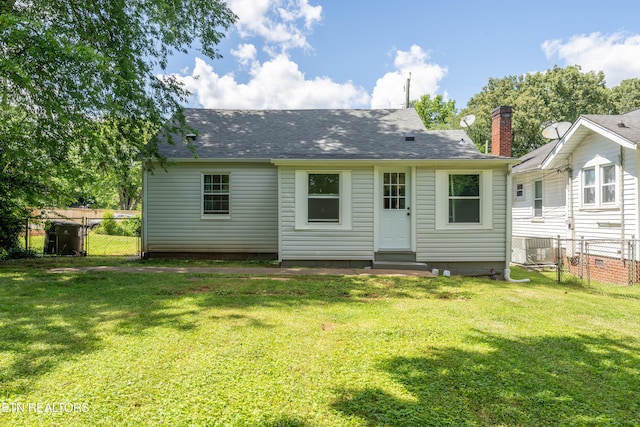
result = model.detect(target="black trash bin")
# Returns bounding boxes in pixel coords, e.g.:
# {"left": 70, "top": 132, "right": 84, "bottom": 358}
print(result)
{"left": 44, "top": 224, "right": 57, "bottom": 255}
{"left": 43, "top": 221, "right": 85, "bottom": 256}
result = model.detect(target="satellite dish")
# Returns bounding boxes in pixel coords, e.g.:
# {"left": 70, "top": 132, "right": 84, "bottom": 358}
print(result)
{"left": 460, "top": 114, "right": 476, "bottom": 129}
{"left": 542, "top": 122, "right": 571, "bottom": 140}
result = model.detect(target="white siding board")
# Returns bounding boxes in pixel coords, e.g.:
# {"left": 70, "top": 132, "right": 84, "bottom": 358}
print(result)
{"left": 415, "top": 167, "right": 508, "bottom": 263}
{"left": 512, "top": 170, "right": 567, "bottom": 238}
{"left": 144, "top": 162, "right": 278, "bottom": 252}
{"left": 569, "top": 134, "right": 637, "bottom": 241}
{"left": 279, "top": 166, "right": 374, "bottom": 260}
{"left": 516, "top": 131, "right": 639, "bottom": 245}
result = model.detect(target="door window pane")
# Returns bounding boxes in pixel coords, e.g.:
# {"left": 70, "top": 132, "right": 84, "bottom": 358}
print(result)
{"left": 383, "top": 172, "right": 406, "bottom": 210}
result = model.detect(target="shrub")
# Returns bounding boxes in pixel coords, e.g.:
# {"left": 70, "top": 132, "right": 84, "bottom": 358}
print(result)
{"left": 94, "top": 212, "right": 140, "bottom": 237}
{"left": 1, "top": 247, "right": 38, "bottom": 260}
{"left": 95, "top": 211, "right": 120, "bottom": 236}
{"left": 119, "top": 217, "right": 141, "bottom": 237}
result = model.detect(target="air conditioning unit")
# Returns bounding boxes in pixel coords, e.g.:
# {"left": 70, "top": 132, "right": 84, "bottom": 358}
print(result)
{"left": 512, "top": 237, "right": 554, "bottom": 265}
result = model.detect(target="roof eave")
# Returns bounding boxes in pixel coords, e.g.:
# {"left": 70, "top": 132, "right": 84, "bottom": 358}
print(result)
{"left": 144, "top": 157, "right": 519, "bottom": 167}
{"left": 271, "top": 158, "right": 519, "bottom": 167}
{"left": 541, "top": 117, "right": 637, "bottom": 169}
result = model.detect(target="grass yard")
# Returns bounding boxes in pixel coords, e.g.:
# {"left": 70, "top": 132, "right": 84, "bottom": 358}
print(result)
{"left": 0, "top": 259, "right": 639, "bottom": 426}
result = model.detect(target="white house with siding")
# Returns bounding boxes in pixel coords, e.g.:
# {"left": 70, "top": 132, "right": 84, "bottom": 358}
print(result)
{"left": 511, "top": 109, "right": 640, "bottom": 265}
{"left": 143, "top": 107, "right": 518, "bottom": 276}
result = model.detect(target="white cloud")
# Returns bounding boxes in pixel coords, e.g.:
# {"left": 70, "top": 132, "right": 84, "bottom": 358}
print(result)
{"left": 231, "top": 43, "right": 259, "bottom": 70}
{"left": 165, "top": 5, "right": 452, "bottom": 110}
{"left": 175, "top": 56, "right": 370, "bottom": 109}
{"left": 542, "top": 32, "right": 640, "bottom": 86}
{"left": 371, "top": 45, "right": 448, "bottom": 109}
{"left": 227, "top": 0, "right": 322, "bottom": 51}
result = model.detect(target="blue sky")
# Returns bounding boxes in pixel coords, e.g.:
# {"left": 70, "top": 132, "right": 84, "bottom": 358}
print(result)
{"left": 164, "top": 0, "right": 640, "bottom": 110}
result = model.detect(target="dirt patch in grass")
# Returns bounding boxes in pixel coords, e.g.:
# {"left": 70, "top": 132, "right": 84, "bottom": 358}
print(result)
{"left": 321, "top": 322, "right": 337, "bottom": 331}
{"left": 188, "top": 286, "right": 211, "bottom": 293}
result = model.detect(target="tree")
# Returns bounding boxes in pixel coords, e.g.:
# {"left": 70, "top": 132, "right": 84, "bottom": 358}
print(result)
{"left": 0, "top": 0, "right": 236, "bottom": 251}
{"left": 461, "top": 65, "right": 613, "bottom": 157}
{"left": 81, "top": 118, "right": 156, "bottom": 210}
{"left": 611, "top": 79, "right": 640, "bottom": 114}
{"left": 414, "top": 94, "right": 457, "bottom": 129}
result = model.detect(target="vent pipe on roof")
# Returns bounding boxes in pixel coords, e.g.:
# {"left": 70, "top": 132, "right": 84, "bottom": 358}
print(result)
{"left": 405, "top": 72, "right": 411, "bottom": 109}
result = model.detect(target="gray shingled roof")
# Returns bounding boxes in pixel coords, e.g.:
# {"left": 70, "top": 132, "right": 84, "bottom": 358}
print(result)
{"left": 513, "top": 139, "right": 558, "bottom": 174}
{"left": 515, "top": 109, "right": 640, "bottom": 172}
{"left": 582, "top": 108, "right": 640, "bottom": 144}
{"left": 157, "top": 108, "right": 499, "bottom": 161}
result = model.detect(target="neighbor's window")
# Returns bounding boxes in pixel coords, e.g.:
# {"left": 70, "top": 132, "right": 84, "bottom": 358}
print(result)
{"left": 515, "top": 182, "right": 524, "bottom": 200}
{"left": 307, "top": 173, "right": 340, "bottom": 222}
{"left": 533, "top": 180, "right": 543, "bottom": 218}
{"left": 583, "top": 167, "right": 596, "bottom": 205}
{"left": 203, "top": 173, "right": 230, "bottom": 215}
{"left": 582, "top": 164, "right": 616, "bottom": 207}
{"left": 448, "top": 174, "right": 480, "bottom": 223}
{"left": 601, "top": 164, "right": 616, "bottom": 204}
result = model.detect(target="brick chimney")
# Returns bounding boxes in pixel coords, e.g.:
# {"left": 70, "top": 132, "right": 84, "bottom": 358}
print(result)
{"left": 491, "top": 106, "right": 512, "bottom": 157}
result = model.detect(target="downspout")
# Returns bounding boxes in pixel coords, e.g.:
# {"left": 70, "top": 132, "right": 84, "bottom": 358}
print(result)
{"left": 141, "top": 162, "right": 148, "bottom": 257}
{"left": 567, "top": 159, "right": 574, "bottom": 241}
{"left": 620, "top": 146, "right": 625, "bottom": 260}
{"left": 504, "top": 163, "right": 531, "bottom": 282}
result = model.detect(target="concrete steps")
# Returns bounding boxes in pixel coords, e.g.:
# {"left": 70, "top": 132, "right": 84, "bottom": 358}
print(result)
{"left": 372, "top": 261, "right": 431, "bottom": 271}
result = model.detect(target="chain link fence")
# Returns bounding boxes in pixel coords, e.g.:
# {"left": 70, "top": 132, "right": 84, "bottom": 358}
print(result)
{"left": 513, "top": 235, "right": 639, "bottom": 286}
{"left": 18, "top": 215, "right": 141, "bottom": 257}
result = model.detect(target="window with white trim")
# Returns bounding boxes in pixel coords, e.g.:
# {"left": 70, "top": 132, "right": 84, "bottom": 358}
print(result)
{"left": 601, "top": 164, "right": 616, "bottom": 204}
{"left": 583, "top": 167, "right": 596, "bottom": 205}
{"left": 448, "top": 174, "right": 480, "bottom": 223}
{"left": 435, "top": 170, "right": 493, "bottom": 230}
{"left": 294, "top": 170, "right": 352, "bottom": 230}
{"left": 203, "top": 173, "right": 230, "bottom": 215}
{"left": 533, "top": 180, "right": 543, "bottom": 218}
{"left": 515, "top": 182, "right": 524, "bottom": 200}
{"left": 582, "top": 164, "right": 616, "bottom": 207}
{"left": 308, "top": 173, "right": 340, "bottom": 222}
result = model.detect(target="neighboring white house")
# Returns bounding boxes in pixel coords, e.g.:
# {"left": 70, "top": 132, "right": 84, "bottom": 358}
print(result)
{"left": 512, "top": 109, "right": 640, "bottom": 280}
{"left": 143, "top": 107, "right": 518, "bottom": 276}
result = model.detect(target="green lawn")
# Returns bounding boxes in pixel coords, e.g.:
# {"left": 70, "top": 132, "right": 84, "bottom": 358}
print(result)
{"left": 0, "top": 260, "right": 639, "bottom": 426}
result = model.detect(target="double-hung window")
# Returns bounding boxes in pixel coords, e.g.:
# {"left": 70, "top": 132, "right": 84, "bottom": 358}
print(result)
{"left": 307, "top": 173, "right": 340, "bottom": 222}
{"left": 583, "top": 167, "right": 596, "bottom": 205}
{"left": 448, "top": 174, "right": 480, "bottom": 223}
{"left": 203, "top": 173, "right": 230, "bottom": 216}
{"left": 294, "top": 170, "right": 352, "bottom": 230}
{"left": 601, "top": 164, "right": 616, "bottom": 204}
{"left": 533, "top": 180, "right": 543, "bottom": 218}
{"left": 582, "top": 164, "right": 616, "bottom": 207}
{"left": 515, "top": 182, "right": 525, "bottom": 200}
{"left": 435, "top": 170, "right": 493, "bottom": 229}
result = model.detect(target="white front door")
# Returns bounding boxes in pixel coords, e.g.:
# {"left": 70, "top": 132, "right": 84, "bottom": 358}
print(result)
{"left": 379, "top": 169, "right": 411, "bottom": 250}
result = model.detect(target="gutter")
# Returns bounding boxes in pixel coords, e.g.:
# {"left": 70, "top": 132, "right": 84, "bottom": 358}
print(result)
{"left": 504, "top": 163, "right": 531, "bottom": 283}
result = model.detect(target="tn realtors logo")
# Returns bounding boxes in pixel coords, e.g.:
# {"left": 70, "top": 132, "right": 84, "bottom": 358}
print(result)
{"left": 1, "top": 402, "right": 89, "bottom": 414}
